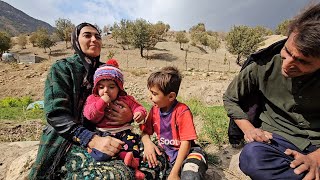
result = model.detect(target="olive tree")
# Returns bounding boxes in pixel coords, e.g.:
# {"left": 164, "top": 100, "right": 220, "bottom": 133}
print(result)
{"left": 0, "top": 31, "right": 11, "bottom": 54}
{"left": 226, "top": 25, "right": 264, "bottom": 65}
{"left": 55, "top": 18, "right": 75, "bottom": 49}
{"left": 189, "top": 23, "right": 206, "bottom": 45}
{"left": 29, "top": 32, "right": 38, "bottom": 47}
{"left": 17, "top": 34, "right": 27, "bottom": 49}
{"left": 275, "top": 19, "right": 292, "bottom": 36}
{"left": 112, "top": 19, "right": 133, "bottom": 50}
{"left": 175, "top": 31, "right": 189, "bottom": 49}
{"left": 129, "top": 19, "right": 154, "bottom": 57}
{"left": 36, "top": 28, "right": 56, "bottom": 54}
{"left": 208, "top": 34, "right": 221, "bottom": 52}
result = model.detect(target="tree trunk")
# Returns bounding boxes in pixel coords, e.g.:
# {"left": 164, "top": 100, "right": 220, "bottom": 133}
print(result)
{"left": 140, "top": 46, "right": 144, "bottom": 58}
{"left": 236, "top": 54, "right": 241, "bottom": 66}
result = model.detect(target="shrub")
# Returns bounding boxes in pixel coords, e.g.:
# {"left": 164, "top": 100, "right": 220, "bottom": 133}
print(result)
{"left": 0, "top": 96, "right": 32, "bottom": 108}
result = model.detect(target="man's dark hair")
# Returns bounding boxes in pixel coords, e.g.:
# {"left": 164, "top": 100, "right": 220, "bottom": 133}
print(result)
{"left": 147, "top": 66, "right": 182, "bottom": 96}
{"left": 288, "top": 3, "right": 320, "bottom": 58}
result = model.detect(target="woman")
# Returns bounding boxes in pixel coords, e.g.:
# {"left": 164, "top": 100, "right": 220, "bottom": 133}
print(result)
{"left": 29, "top": 22, "right": 134, "bottom": 179}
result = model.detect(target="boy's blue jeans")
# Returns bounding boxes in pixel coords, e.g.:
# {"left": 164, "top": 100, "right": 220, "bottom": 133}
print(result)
{"left": 239, "top": 133, "right": 317, "bottom": 180}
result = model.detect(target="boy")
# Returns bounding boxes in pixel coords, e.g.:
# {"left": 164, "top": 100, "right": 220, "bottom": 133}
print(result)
{"left": 140, "top": 66, "right": 208, "bottom": 179}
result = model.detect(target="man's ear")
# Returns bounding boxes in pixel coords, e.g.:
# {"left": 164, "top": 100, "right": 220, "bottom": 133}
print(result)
{"left": 168, "top": 92, "right": 176, "bottom": 101}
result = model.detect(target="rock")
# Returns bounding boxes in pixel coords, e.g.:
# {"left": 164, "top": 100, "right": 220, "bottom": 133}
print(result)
{"left": 228, "top": 150, "right": 250, "bottom": 180}
{"left": 4, "top": 141, "right": 39, "bottom": 180}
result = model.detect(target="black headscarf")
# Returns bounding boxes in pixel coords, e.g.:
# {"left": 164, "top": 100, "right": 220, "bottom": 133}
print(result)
{"left": 71, "top": 22, "right": 101, "bottom": 90}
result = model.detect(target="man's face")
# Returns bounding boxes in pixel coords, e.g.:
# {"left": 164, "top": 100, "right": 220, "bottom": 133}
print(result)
{"left": 280, "top": 32, "right": 320, "bottom": 78}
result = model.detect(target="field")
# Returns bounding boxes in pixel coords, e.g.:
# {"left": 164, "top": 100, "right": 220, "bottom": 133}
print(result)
{"left": 0, "top": 33, "right": 286, "bottom": 179}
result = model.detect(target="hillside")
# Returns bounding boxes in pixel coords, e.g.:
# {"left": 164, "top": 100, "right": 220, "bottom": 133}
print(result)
{"left": 0, "top": 1, "right": 55, "bottom": 36}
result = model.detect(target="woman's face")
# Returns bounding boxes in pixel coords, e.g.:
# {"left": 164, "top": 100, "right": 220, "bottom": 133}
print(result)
{"left": 78, "top": 26, "right": 102, "bottom": 58}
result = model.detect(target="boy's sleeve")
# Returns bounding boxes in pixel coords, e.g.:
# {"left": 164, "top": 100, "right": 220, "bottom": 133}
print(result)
{"left": 140, "top": 106, "right": 154, "bottom": 135}
{"left": 177, "top": 106, "right": 197, "bottom": 140}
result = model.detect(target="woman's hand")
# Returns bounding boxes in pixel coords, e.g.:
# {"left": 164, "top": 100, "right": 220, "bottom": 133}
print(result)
{"left": 88, "top": 135, "right": 124, "bottom": 157}
{"left": 106, "top": 100, "right": 133, "bottom": 125}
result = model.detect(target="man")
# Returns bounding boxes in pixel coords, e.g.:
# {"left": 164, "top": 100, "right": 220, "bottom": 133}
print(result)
{"left": 223, "top": 3, "right": 320, "bottom": 180}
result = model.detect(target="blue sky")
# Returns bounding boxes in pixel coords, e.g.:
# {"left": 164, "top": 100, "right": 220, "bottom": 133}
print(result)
{"left": 2, "top": 0, "right": 316, "bottom": 32}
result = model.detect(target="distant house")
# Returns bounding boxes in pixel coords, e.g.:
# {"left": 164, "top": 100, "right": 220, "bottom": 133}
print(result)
{"left": 18, "top": 55, "right": 41, "bottom": 63}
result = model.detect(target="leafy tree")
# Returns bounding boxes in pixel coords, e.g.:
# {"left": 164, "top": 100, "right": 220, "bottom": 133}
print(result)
{"left": 112, "top": 19, "right": 133, "bottom": 49}
{"left": 199, "top": 32, "right": 209, "bottom": 47}
{"left": 189, "top": 23, "right": 206, "bottom": 45}
{"left": 17, "top": 34, "right": 27, "bottom": 49}
{"left": 165, "top": 24, "right": 170, "bottom": 32}
{"left": 144, "top": 24, "right": 161, "bottom": 55}
{"left": 0, "top": 31, "right": 11, "bottom": 54}
{"left": 255, "top": 26, "right": 273, "bottom": 36}
{"left": 208, "top": 34, "right": 221, "bottom": 52}
{"left": 55, "top": 18, "right": 75, "bottom": 49}
{"left": 29, "top": 32, "right": 38, "bottom": 47}
{"left": 175, "top": 31, "right": 189, "bottom": 49}
{"left": 275, "top": 19, "right": 292, "bottom": 36}
{"left": 189, "top": 23, "right": 206, "bottom": 32}
{"left": 153, "top": 21, "right": 167, "bottom": 40}
{"left": 226, "top": 25, "right": 264, "bottom": 65}
{"left": 36, "top": 28, "right": 56, "bottom": 54}
{"left": 129, "top": 19, "right": 153, "bottom": 57}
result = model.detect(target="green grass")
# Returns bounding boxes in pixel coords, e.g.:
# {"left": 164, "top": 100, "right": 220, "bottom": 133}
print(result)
{"left": 184, "top": 98, "right": 229, "bottom": 147}
{"left": 0, "top": 97, "right": 45, "bottom": 121}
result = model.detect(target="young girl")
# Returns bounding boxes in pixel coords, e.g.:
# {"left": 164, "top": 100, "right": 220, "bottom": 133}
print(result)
{"left": 83, "top": 60, "right": 146, "bottom": 179}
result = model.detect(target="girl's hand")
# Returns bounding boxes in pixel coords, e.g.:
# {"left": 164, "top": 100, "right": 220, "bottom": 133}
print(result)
{"left": 101, "top": 93, "right": 111, "bottom": 103}
{"left": 133, "top": 112, "right": 145, "bottom": 123}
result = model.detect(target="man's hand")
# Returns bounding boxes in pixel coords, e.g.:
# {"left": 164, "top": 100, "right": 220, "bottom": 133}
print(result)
{"left": 244, "top": 128, "right": 273, "bottom": 143}
{"left": 106, "top": 100, "right": 133, "bottom": 125}
{"left": 285, "top": 149, "right": 319, "bottom": 180}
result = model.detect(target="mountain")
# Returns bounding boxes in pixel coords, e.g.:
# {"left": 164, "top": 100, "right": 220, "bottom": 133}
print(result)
{"left": 0, "top": 1, "right": 55, "bottom": 36}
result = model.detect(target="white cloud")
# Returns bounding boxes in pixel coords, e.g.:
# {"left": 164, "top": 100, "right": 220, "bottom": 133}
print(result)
{"left": 2, "top": 0, "right": 315, "bottom": 31}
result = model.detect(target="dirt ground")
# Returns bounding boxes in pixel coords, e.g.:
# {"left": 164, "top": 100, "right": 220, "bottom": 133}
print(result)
{"left": 0, "top": 34, "right": 285, "bottom": 179}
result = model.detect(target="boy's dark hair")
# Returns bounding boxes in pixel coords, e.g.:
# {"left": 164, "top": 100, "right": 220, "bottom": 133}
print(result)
{"left": 147, "top": 66, "right": 182, "bottom": 96}
{"left": 288, "top": 3, "right": 320, "bottom": 58}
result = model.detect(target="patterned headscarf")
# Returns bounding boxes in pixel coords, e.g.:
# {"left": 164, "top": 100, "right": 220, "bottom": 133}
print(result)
{"left": 71, "top": 22, "right": 101, "bottom": 90}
